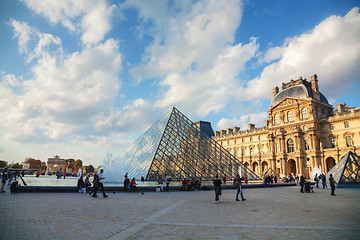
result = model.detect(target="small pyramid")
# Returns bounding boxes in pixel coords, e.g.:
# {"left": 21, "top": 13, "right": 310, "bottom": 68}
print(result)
{"left": 115, "top": 107, "right": 260, "bottom": 181}
{"left": 326, "top": 151, "right": 360, "bottom": 187}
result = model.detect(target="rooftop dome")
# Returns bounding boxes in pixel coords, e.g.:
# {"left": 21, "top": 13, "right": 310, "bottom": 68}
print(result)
{"left": 270, "top": 76, "right": 329, "bottom": 107}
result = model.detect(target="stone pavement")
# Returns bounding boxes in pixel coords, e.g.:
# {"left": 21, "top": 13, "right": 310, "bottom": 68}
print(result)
{"left": 0, "top": 185, "right": 359, "bottom": 239}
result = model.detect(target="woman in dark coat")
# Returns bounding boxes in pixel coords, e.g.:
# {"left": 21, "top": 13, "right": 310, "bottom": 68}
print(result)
{"left": 90, "top": 174, "right": 99, "bottom": 197}
{"left": 213, "top": 174, "right": 222, "bottom": 204}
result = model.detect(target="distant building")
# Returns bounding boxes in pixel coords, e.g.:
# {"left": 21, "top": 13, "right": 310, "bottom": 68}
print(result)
{"left": 47, "top": 155, "right": 65, "bottom": 173}
{"left": 213, "top": 74, "right": 359, "bottom": 178}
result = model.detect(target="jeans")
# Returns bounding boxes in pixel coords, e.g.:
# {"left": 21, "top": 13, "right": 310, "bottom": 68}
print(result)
{"left": 236, "top": 186, "right": 245, "bottom": 200}
{"left": 214, "top": 186, "right": 221, "bottom": 201}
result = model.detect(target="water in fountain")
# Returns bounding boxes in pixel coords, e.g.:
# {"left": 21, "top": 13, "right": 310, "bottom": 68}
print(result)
{"left": 100, "top": 154, "right": 125, "bottom": 184}
{"left": 310, "top": 165, "right": 322, "bottom": 180}
{"left": 77, "top": 168, "right": 82, "bottom": 177}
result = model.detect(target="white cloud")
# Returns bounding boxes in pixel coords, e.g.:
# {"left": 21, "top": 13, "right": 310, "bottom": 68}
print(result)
{"left": 239, "top": 7, "right": 360, "bottom": 101}
{"left": 95, "top": 98, "right": 161, "bottom": 135}
{"left": 216, "top": 112, "right": 268, "bottom": 131}
{"left": 1, "top": 19, "right": 123, "bottom": 142}
{"left": 22, "top": 0, "right": 116, "bottom": 45}
{"left": 10, "top": 19, "right": 63, "bottom": 62}
{"left": 126, "top": 0, "right": 260, "bottom": 117}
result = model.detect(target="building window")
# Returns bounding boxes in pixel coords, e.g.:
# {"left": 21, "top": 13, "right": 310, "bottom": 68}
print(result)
{"left": 287, "top": 111, "right": 293, "bottom": 122}
{"left": 303, "top": 125, "right": 307, "bottom": 131}
{"left": 287, "top": 139, "right": 294, "bottom": 153}
{"left": 258, "top": 135, "right": 261, "bottom": 140}
{"left": 330, "top": 124, "right": 334, "bottom": 130}
{"left": 274, "top": 114, "right": 279, "bottom": 124}
{"left": 322, "top": 109, "right": 325, "bottom": 117}
{"left": 304, "top": 139, "right": 309, "bottom": 150}
{"left": 314, "top": 107, "right": 318, "bottom": 118}
{"left": 346, "top": 136, "right": 353, "bottom": 147}
{"left": 250, "top": 148, "right": 254, "bottom": 156}
{"left": 331, "top": 137, "right": 336, "bottom": 148}
{"left": 276, "top": 143, "right": 280, "bottom": 153}
{"left": 234, "top": 139, "right": 237, "bottom": 144}
{"left": 301, "top": 108, "right": 308, "bottom": 119}
{"left": 259, "top": 146, "right": 263, "bottom": 154}
{"left": 250, "top": 137, "right": 252, "bottom": 142}
{"left": 242, "top": 138, "right": 244, "bottom": 143}
{"left": 227, "top": 140, "right": 229, "bottom": 145}
{"left": 344, "top": 121, "right": 349, "bottom": 128}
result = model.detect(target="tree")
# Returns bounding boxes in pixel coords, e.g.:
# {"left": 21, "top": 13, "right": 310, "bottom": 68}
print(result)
{"left": 12, "top": 163, "right": 21, "bottom": 169}
{"left": 86, "top": 165, "right": 95, "bottom": 173}
{"left": 74, "top": 159, "right": 83, "bottom": 172}
{"left": 0, "top": 160, "right": 7, "bottom": 168}
{"left": 25, "top": 158, "right": 42, "bottom": 169}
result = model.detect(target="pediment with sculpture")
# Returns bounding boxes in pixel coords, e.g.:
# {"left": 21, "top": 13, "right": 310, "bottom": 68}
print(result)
{"left": 269, "top": 97, "right": 309, "bottom": 111}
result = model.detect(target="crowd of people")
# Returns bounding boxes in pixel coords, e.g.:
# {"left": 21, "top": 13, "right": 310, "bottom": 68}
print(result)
{"left": 76, "top": 169, "right": 108, "bottom": 198}
{"left": 1, "top": 167, "right": 338, "bottom": 201}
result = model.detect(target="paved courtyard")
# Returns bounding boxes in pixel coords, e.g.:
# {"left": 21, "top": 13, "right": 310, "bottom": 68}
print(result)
{"left": 0, "top": 185, "right": 359, "bottom": 239}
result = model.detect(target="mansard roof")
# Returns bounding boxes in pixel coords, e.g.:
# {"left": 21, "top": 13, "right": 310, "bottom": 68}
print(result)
{"left": 271, "top": 77, "right": 329, "bottom": 107}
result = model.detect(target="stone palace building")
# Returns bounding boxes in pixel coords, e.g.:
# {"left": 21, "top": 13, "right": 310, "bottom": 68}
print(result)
{"left": 213, "top": 74, "right": 359, "bottom": 178}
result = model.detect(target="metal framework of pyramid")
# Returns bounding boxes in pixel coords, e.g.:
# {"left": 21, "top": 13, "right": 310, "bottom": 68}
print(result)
{"left": 114, "top": 107, "right": 260, "bottom": 181}
{"left": 325, "top": 151, "right": 360, "bottom": 187}
{"left": 261, "top": 168, "right": 280, "bottom": 179}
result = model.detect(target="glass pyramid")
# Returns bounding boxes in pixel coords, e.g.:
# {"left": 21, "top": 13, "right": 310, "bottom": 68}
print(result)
{"left": 326, "top": 151, "right": 360, "bottom": 187}
{"left": 115, "top": 107, "right": 260, "bottom": 181}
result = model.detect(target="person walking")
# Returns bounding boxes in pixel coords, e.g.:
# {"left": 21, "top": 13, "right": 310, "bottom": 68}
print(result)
{"left": 314, "top": 173, "right": 319, "bottom": 188}
{"left": 165, "top": 175, "right": 170, "bottom": 192}
{"left": 90, "top": 173, "right": 99, "bottom": 197}
{"left": 329, "top": 174, "right": 337, "bottom": 196}
{"left": 233, "top": 174, "right": 246, "bottom": 201}
{"left": 1, "top": 168, "right": 8, "bottom": 193}
{"left": 321, "top": 173, "right": 327, "bottom": 188}
{"left": 223, "top": 174, "right": 227, "bottom": 184}
{"left": 98, "top": 169, "right": 108, "bottom": 198}
{"left": 213, "top": 174, "right": 222, "bottom": 204}
{"left": 299, "top": 175, "right": 305, "bottom": 193}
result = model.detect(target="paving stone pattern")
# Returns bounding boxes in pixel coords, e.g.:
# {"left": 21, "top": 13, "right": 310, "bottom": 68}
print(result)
{"left": 0, "top": 186, "right": 359, "bottom": 239}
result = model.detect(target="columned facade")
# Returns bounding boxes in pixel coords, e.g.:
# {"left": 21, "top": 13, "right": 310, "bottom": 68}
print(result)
{"left": 214, "top": 75, "right": 360, "bottom": 178}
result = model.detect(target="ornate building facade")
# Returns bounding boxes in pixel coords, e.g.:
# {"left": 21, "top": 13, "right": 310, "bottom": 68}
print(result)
{"left": 213, "top": 74, "right": 360, "bottom": 178}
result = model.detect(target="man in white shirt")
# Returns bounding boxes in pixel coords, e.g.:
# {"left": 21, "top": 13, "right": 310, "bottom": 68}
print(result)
{"left": 98, "top": 169, "right": 108, "bottom": 198}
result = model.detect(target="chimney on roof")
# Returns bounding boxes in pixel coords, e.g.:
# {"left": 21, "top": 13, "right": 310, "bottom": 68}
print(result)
{"left": 248, "top": 123, "right": 255, "bottom": 131}
{"left": 233, "top": 127, "right": 240, "bottom": 133}
{"left": 311, "top": 74, "right": 319, "bottom": 92}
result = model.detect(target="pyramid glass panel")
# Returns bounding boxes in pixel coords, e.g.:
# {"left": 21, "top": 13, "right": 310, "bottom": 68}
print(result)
{"left": 114, "top": 107, "right": 260, "bottom": 181}
{"left": 326, "top": 151, "right": 360, "bottom": 187}
{"left": 113, "top": 109, "right": 172, "bottom": 180}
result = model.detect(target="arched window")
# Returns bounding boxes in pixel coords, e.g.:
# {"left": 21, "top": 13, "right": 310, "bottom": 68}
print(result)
{"left": 274, "top": 114, "right": 279, "bottom": 124}
{"left": 287, "top": 139, "right": 294, "bottom": 153}
{"left": 344, "top": 121, "right": 349, "bottom": 128}
{"left": 301, "top": 108, "right": 308, "bottom": 119}
{"left": 287, "top": 111, "right": 293, "bottom": 122}
{"left": 250, "top": 148, "right": 254, "bottom": 156}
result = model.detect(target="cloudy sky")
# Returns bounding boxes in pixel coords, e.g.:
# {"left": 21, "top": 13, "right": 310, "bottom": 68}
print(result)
{"left": 0, "top": 0, "right": 359, "bottom": 167}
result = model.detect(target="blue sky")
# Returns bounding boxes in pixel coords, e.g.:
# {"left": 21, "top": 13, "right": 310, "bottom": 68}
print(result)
{"left": 0, "top": 0, "right": 359, "bottom": 167}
